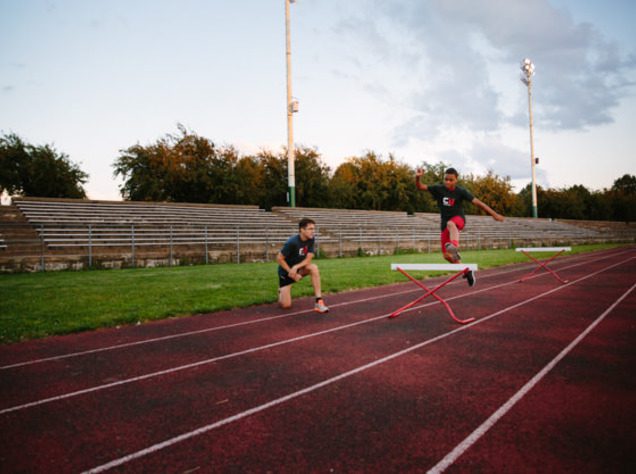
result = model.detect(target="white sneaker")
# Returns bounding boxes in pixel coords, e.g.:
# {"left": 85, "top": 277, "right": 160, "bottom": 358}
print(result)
{"left": 314, "top": 298, "right": 329, "bottom": 313}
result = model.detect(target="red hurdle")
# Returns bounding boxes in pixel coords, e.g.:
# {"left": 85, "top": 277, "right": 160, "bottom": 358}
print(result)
{"left": 515, "top": 247, "right": 571, "bottom": 284}
{"left": 389, "top": 264, "right": 477, "bottom": 324}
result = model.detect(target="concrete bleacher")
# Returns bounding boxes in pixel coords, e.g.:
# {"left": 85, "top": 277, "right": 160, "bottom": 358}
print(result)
{"left": 452, "top": 214, "right": 601, "bottom": 242}
{"left": 273, "top": 207, "right": 439, "bottom": 244}
{"left": 273, "top": 206, "right": 602, "bottom": 246}
{"left": 0, "top": 198, "right": 303, "bottom": 270}
{"left": 559, "top": 218, "right": 636, "bottom": 239}
{"left": 13, "top": 198, "right": 298, "bottom": 248}
{"left": 0, "top": 197, "right": 630, "bottom": 272}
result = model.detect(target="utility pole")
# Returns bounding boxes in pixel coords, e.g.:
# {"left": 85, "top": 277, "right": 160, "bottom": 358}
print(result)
{"left": 521, "top": 58, "right": 538, "bottom": 218}
{"left": 285, "top": 0, "right": 298, "bottom": 207}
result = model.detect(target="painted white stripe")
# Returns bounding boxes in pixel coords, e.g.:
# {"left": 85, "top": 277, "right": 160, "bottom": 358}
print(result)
{"left": 2, "top": 247, "right": 622, "bottom": 370}
{"left": 0, "top": 277, "right": 517, "bottom": 415}
{"left": 0, "top": 285, "right": 418, "bottom": 370}
{"left": 515, "top": 247, "right": 571, "bottom": 252}
{"left": 391, "top": 263, "right": 478, "bottom": 271}
{"left": 427, "top": 281, "right": 636, "bottom": 474}
{"left": 0, "top": 251, "right": 629, "bottom": 414}
{"left": 82, "top": 257, "right": 634, "bottom": 474}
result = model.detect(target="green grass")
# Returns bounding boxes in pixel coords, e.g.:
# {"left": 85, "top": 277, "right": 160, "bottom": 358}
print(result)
{"left": 0, "top": 243, "right": 625, "bottom": 344}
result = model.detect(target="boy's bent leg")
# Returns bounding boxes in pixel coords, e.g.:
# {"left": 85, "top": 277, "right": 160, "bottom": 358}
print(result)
{"left": 444, "top": 217, "right": 465, "bottom": 263}
{"left": 278, "top": 284, "right": 293, "bottom": 309}
{"left": 447, "top": 220, "right": 460, "bottom": 245}
{"left": 442, "top": 227, "right": 461, "bottom": 263}
{"left": 301, "top": 264, "right": 329, "bottom": 313}
{"left": 304, "top": 264, "right": 322, "bottom": 298}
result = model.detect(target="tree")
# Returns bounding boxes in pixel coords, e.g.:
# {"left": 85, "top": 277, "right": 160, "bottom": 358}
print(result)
{"left": 0, "top": 133, "right": 87, "bottom": 198}
{"left": 294, "top": 147, "right": 331, "bottom": 208}
{"left": 113, "top": 125, "right": 230, "bottom": 203}
{"left": 329, "top": 161, "right": 359, "bottom": 209}
{"left": 258, "top": 150, "right": 287, "bottom": 210}
{"left": 612, "top": 174, "right": 636, "bottom": 195}
{"left": 610, "top": 174, "right": 636, "bottom": 222}
{"left": 233, "top": 155, "right": 265, "bottom": 205}
{"left": 461, "top": 171, "right": 519, "bottom": 217}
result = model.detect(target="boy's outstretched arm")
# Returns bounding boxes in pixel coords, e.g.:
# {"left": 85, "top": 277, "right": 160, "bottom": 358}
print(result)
{"left": 472, "top": 198, "right": 505, "bottom": 222}
{"left": 415, "top": 168, "right": 428, "bottom": 191}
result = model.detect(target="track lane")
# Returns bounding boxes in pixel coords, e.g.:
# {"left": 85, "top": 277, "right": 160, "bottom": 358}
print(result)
{"left": 0, "top": 248, "right": 632, "bottom": 473}
{"left": 95, "top": 256, "right": 636, "bottom": 474}
{"left": 1, "top": 247, "right": 627, "bottom": 369}
{"left": 1, "top": 248, "right": 618, "bottom": 413}
{"left": 1, "top": 248, "right": 628, "bottom": 412}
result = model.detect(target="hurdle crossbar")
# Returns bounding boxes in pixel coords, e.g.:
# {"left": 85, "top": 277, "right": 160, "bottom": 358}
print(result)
{"left": 515, "top": 247, "right": 571, "bottom": 253}
{"left": 389, "top": 263, "right": 478, "bottom": 324}
{"left": 390, "top": 263, "right": 478, "bottom": 272}
{"left": 515, "top": 246, "right": 571, "bottom": 283}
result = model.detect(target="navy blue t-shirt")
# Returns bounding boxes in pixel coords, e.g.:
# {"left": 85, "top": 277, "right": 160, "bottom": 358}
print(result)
{"left": 428, "top": 184, "right": 475, "bottom": 230}
{"left": 278, "top": 234, "right": 315, "bottom": 274}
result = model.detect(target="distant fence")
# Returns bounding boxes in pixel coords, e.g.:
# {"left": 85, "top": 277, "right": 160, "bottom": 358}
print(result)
{"left": 1, "top": 222, "right": 631, "bottom": 273}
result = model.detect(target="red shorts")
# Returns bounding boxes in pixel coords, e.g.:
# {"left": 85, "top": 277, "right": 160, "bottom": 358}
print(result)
{"left": 440, "top": 216, "right": 465, "bottom": 251}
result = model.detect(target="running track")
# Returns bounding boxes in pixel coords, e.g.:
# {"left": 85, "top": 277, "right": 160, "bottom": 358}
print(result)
{"left": 0, "top": 246, "right": 634, "bottom": 473}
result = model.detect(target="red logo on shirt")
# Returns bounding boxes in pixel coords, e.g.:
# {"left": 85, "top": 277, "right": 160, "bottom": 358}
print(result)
{"left": 443, "top": 197, "right": 456, "bottom": 207}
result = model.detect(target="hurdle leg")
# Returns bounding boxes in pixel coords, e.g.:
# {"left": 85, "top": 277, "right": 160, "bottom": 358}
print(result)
{"left": 390, "top": 268, "right": 476, "bottom": 324}
{"left": 388, "top": 269, "right": 454, "bottom": 318}
{"left": 519, "top": 250, "right": 568, "bottom": 283}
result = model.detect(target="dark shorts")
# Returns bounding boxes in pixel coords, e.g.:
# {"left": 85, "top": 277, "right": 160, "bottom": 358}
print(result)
{"left": 278, "top": 268, "right": 296, "bottom": 288}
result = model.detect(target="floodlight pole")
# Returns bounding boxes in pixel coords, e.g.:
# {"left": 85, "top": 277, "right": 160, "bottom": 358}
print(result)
{"left": 285, "top": 0, "right": 296, "bottom": 207}
{"left": 521, "top": 58, "right": 538, "bottom": 218}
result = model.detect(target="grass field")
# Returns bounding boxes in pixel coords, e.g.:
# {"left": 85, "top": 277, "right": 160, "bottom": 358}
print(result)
{"left": 0, "top": 243, "right": 626, "bottom": 344}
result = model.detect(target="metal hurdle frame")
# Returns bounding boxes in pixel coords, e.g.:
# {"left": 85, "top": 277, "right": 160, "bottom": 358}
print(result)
{"left": 389, "top": 263, "right": 478, "bottom": 324}
{"left": 515, "top": 247, "right": 571, "bottom": 284}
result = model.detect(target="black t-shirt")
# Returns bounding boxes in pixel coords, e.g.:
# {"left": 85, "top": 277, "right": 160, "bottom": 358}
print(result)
{"left": 428, "top": 184, "right": 475, "bottom": 230}
{"left": 278, "top": 234, "right": 315, "bottom": 272}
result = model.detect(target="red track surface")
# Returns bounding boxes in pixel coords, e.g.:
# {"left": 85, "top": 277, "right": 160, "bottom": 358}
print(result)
{"left": 1, "top": 247, "right": 634, "bottom": 473}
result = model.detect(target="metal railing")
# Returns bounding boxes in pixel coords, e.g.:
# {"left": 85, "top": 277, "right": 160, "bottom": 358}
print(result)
{"left": 0, "top": 221, "right": 630, "bottom": 272}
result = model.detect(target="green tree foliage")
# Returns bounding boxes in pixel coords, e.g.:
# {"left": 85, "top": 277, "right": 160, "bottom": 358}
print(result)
{"left": 111, "top": 127, "right": 633, "bottom": 222}
{"left": 114, "top": 126, "right": 221, "bottom": 202}
{"left": 294, "top": 147, "right": 331, "bottom": 208}
{"left": 461, "top": 171, "right": 519, "bottom": 216}
{"left": 0, "top": 133, "right": 88, "bottom": 198}
{"left": 329, "top": 152, "right": 425, "bottom": 212}
{"left": 610, "top": 174, "right": 636, "bottom": 222}
{"left": 257, "top": 150, "right": 287, "bottom": 210}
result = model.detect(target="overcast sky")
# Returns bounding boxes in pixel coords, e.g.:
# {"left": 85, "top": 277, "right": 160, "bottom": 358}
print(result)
{"left": 1, "top": 0, "right": 635, "bottom": 201}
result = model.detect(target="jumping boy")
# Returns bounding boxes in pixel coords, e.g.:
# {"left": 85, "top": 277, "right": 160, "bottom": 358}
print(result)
{"left": 277, "top": 217, "right": 329, "bottom": 313}
{"left": 416, "top": 167, "right": 505, "bottom": 286}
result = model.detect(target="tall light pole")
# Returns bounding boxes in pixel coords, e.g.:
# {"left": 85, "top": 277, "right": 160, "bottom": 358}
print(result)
{"left": 285, "top": 0, "right": 298, "bottom": 207}
{"left": 520, "top": 58, "right": 538, "bottom": 218}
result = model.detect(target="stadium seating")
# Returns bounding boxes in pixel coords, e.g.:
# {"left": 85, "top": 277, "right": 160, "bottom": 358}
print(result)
{"left": 0, "top": 197, "right": 632, "bottom": 272}
{"left": 13, "top": 198, "right": 297, "bottom": 248}
{"left": 273, "top": 207, "right": 440, "bottom": 244}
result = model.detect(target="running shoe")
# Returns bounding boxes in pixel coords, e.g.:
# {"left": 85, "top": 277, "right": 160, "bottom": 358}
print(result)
{"left": 444, "top": 242, "right": 461, "bottom": 263}
{"left": 314, "top": 298, "right": 329, "bottom": 313}
{"left": 463, "top": 270, "right": 476, "bottom": 287}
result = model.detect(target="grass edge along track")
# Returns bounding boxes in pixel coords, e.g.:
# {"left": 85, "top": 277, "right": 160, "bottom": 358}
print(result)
{"left": 0, "top": 243, "right": 627, "bottom": 344}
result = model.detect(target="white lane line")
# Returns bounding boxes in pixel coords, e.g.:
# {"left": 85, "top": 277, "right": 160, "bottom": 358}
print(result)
{"left": 0, "top": 251, "right": 630, "bottom": 415}
{"left": 2, "top": 247, "right": 624, "bottom": 370}
{"left": 427, "top": 280, "right": 636, "bottom": 474}
{"left": 0, "top": 277, "right": 517, "bottom": 415}
{"left": 0, "top": 286, "right": 418, "bottom": 370}
{"left": 81, "top": 257, "right": 635, "bottom": 474}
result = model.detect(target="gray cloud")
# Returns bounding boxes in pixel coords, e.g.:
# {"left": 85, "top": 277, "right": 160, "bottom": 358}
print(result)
{"left": 334, "top": 0, "right": 635, "bottom": 142}
{"left": 437, "top": 139, "right": 548, "bottom": 186}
